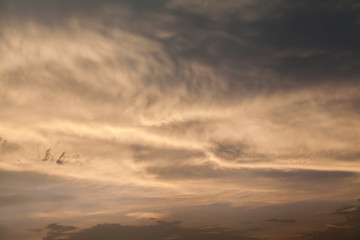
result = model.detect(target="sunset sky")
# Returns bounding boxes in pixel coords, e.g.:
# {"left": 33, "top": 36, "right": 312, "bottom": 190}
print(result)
{"left": 1, "top": 0, "right": 360, "bottom": 239}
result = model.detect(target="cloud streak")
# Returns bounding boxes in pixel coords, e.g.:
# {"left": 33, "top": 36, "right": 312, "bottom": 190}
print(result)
{"left": 42, "top": 221, "right": 263, "bottom": 240}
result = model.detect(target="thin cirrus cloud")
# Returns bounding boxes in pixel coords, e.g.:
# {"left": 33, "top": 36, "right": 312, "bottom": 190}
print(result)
{"left": 0, "top": 0, "right": 360, "bottom": 240}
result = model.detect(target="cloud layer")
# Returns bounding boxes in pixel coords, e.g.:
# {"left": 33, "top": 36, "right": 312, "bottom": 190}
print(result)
{"left": 0, "top": 0, "right": 360, "bottom": 239}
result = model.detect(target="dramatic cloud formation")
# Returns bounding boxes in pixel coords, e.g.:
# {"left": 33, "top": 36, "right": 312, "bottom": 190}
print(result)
{"left": 0, "top": 0, "right": 359, "bottom": 239}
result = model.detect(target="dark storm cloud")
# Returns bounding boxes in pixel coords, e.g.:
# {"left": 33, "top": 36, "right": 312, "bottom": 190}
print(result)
{"left": 42, "top": 221, "right": 263, "bottom": 240}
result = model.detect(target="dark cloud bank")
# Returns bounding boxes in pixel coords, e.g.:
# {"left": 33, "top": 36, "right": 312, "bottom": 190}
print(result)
{"left": 42, "top": 204, "right": 360, "bottom": 240}
{"left": 303, "top": 204, "right": 360, "bottom": 240}
{"left": 2, "top": 0, "right": 359, "bottom": 98}
{"left": 43, "top": 221, "right": 263, "bottom": 240}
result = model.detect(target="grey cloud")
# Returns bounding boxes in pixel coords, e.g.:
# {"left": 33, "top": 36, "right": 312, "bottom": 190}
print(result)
{"left": 0, "top": 0, "right": 167, "bottom": 22}
{"left": 321, "top": 150, "right": 360, "bottom": 162}
{"left": 131, "top": 144, "right": 205, "bottom": 163}
{"left": 3, "top": 0, "right": 359, "bottom": 103}
{"left": 257, "top": 169, "right": 358, "bottom": 192}
{"left": 1, "top": 1, "right": 359, "bottom": 240}
{"left": 331, "top": 206, "right": 358, "bottom": 215}
{"left": 239, "top": 150, "right": 360, "bottom": 163}
{"left": 44, "top": 223, "right": 77, "bottom": 240}
{"left": 147, "top": 119, "right": 217, "bottom": 139}
{"left": 28, "top": 228, "right": 43, "bottom": 233}
{"left": 146, "top": 163, "right": 359, "bottom": 199}
{"left": 147, "top": 163, "right": 359, "bottom": 198}
{"left": 0, "top": 193, "right": 73, "bottom": 207}
{"left": 264, "top": 218, "right": 296, "bottom": 223}
{"left": 0, "top": 170, "right": 90, "bottom": 209}
{"left": 171, "top": 0, "right": 360, "bottom": 92}
{"left": 42, "top": 221, "right": 263, "bottom": 240}
{"left": 166, "top": 200, "right": 355, "bottom": 237}
{"left": 0, "top": 139, "right": 22, "bottom": 154}
{"left": 212, "top": 141, "right": 264, "bottom": 162}
{"left": 147, "top": 163, "right": 357, "bottom": 182}
{"left": 214, "top": 142, "right": 245, "bottom": 161}
{"left": 0, "top": 169, "right": 175, "bottom": 220}
{"left": 147, "top": 163, "right": 232, "bottom": 180}
{"left": 46, "top": 223, "right": 77, "bottom": 232}
{"left": 0, "top": 170, "right": 63, "bottom": 187}
{"left": 2, "top": 63, "right": 123, "bottom": 105}
{"left": 303, "top": 205, "right": 360, "bottom": 240}
{"left": 259, "top": 169, "right": 357, "bottom": 181}
{"left": 0, "top": 225, "right": 10, "bottom": 240}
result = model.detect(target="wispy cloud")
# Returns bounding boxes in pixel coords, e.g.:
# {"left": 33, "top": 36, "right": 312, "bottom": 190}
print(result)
{"left": 0, "top": 0, "right": 359, "bottom": 239}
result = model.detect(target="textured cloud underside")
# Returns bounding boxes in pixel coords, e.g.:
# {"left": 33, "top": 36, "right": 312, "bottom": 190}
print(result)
{"left": 0, "top": 1, "right": 360, "bottom": 240}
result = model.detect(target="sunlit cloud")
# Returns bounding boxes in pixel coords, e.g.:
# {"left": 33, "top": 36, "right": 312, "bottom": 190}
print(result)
{"left": 0, "top": 0, "right": 359, "bottom": 240}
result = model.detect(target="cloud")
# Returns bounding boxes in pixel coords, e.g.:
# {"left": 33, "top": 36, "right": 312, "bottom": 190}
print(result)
{"left": 213, "top": 141, "right": 247, "bottom": 161}
{"left": 159, "top": 0, "right": 360, "bottom": 97}
{"left": 42, "top": 221, "right": 263, "bottom": 240}
{"left": 44, "top": 223, "right": 77, "bottom": 240}
{"left": 46, "top": 223, "right": 77, "bottom": 232}
{"left": 0, "top": 1, "right": 360, "bottom": 239}
{"left": 265, "top": 218, "right": 296, "bottom": 223}
{"left": 303, "top": 205, "right": 360, "bottom": 240}
{"left": 211, "top": 141, "right": 266, "bottom": 162}
{"left": 0, "top": 193, "right": 73, "bottom": 207}
{"left": 0, "top": 225, "right": 9, "bottom": 239}
{"left": 0, "top": 138, "right": 22, "bottom": 154}
{"left": 131, "top": 144, "right": 205, "bottom": 164}
{"left": 2, "top": 0, "right": 359, "bottom": 102}
{"left": 147, "top": 163, "right": 357, "bottom": 182}
{"left": 331, "top": 206, "right": 358, "bottom": 215}
{"left": 28, "top": 228, "right": 43, "bottom": 233}
{"left": 146, "top": 163, "right": 359, "bottom": 204}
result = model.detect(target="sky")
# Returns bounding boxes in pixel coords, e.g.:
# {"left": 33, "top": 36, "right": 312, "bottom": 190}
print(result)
{"left": 0, "top": 0, "right": 360, "bottom": 239}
